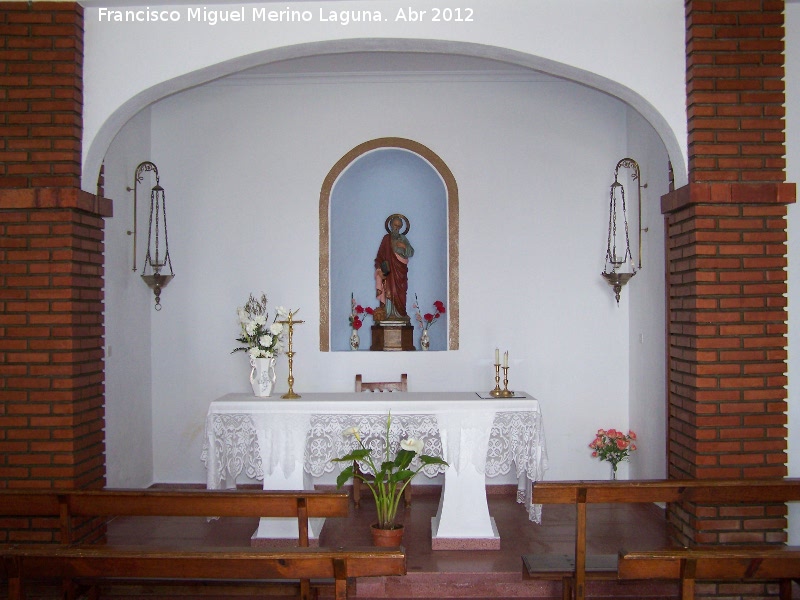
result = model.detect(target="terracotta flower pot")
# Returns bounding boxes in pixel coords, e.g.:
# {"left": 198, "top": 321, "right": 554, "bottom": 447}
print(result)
{"left": 371, "top": 524, "right": 404, "bottom": 547}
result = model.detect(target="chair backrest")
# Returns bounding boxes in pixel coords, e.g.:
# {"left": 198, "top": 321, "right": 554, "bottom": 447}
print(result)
{"left": 355, "top": 374, "right": 408, "bottom": 393}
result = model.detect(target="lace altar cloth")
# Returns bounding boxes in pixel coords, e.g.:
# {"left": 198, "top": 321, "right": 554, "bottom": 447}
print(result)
{"left": 201, "top": 392, "right": 548, "bottom": 523}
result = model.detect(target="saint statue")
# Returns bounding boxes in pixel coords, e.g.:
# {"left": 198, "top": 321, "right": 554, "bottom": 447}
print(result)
{"left": 374, "top": 214, "right": 414, "bottom": 320}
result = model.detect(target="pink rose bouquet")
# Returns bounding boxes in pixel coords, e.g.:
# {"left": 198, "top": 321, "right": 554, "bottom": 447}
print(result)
{"left": 589, "top": 428, "right": 637, "bottom": 476}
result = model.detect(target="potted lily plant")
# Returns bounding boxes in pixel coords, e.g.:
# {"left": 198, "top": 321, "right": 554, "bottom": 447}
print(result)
{"left": 332, "top": 412, "right": 448, "bottom": 545}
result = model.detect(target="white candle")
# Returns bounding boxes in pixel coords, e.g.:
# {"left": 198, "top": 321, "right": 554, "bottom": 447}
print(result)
{"left": 503, "top": 351, "right": 508, "bottom": 368}
{"left": 495, "top": 348, "right": 500, "bottom": 365}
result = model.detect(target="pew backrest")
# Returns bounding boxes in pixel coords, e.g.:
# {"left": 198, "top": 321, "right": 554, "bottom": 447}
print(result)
{"left": 1, "top": 545, "right": 406, "bottom": 600}
{"left": 617, "top": 546, "right": 800, "bottom": 581}
{"left": 532, "top": 478, "right": 800, "bottom": 505}
{"left": 0, "top": 489, "right": 351, "bottom": 546}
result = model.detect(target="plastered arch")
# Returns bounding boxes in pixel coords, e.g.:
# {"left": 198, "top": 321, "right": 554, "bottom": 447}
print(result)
{"left": 83, "top": 39, "right": 687, "bottom": 192}
{"left": 318, "top": 137, "right": 459, "bottom": 352}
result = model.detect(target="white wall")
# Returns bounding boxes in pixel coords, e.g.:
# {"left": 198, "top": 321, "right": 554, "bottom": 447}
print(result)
{"left": 103, "top": 108, "right": 156, "bottom": 487}
{"left": 627, "top": 108, "right": 669, "bottom": 480}
{"left": 100, "top": 69, "right": 675, "bottom": 484}
{"left": 81, "top": 1, "right": 688, "bottom": 192}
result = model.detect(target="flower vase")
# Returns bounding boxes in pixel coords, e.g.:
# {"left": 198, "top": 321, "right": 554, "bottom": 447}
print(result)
{"left": 350, "top": 328, "right": 360, "bottom": 351}
{"left": 249, "top": 356, "right": 276, "bottom": 397}
{"left": 420, "top": 329, "right": 430, "bottom": 351}
{"left": 371, "top": 524, "right": 404, "bottom": 547}
{"left": 611, "top": 463, "right": 618, "bottom": 480}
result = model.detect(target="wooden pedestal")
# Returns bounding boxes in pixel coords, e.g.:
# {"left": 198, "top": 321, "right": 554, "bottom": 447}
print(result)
{"left": 370, "top": 323, "right": 415, "bottom": 351}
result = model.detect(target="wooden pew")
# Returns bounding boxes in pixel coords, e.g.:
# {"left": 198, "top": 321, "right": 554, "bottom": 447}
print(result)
{"left": 0, "top": 488, "right": 406, "bottom": 600}
{"left": 523, "top": 479, "right": 800, "bottom": 600}
{"left": 0, "top": 488, "right": 350, "bottom": 546}
{"left": 618, "top": 546, "right": 800, "bottom": 600}
{"left": 2, "top": 545, "right": 406, "bottom": 600}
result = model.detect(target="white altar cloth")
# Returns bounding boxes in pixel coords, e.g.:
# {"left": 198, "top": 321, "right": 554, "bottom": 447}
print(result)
{"left": 201, "top": 392, "right": 548, "bottom": 544}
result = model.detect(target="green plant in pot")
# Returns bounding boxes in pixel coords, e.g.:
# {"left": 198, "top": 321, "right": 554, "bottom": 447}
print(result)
{"left": 332, "top": 412, "right": 448, "bottom": 545}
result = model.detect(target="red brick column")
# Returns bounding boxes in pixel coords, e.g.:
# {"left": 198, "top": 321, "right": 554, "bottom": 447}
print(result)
{"left": 0, "top": 2, "right": 110, "bottom": 543}
{"left": 665, "top": 1, "right": 796, "bottom": 590}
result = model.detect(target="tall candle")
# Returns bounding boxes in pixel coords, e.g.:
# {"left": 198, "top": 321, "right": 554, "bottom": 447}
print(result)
{"left": 495, "top": 348, "right": 500, "bottom": 365}
{"left": 503, "top": 351, "right": 508, "bottom": 368}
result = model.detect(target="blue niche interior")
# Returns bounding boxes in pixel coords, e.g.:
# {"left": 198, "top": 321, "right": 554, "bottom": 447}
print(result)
{"left": 330, "top": 147, "right": 448, "bottom": 351}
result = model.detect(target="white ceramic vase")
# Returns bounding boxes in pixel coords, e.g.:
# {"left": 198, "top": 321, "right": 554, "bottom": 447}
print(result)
{"left": 420, "top": 329, "right": 430, "bottom": 351}
{"left": 250, "top": 356, "right": 276, "bottom": 397}
{"left": 350, "top": 328, "right": 360, "bottom": 351}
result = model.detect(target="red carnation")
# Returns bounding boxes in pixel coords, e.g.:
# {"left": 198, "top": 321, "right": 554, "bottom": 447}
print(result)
{"left": 424, "top": 313, "right": 434, "bottom": 322}
{"left": 433, "top": 300, "right": 446, "bottom": 313}
{"left": 352, "top": 316, "right": 363, "bottom": 330}
{"left": 365, "top": 307, "right": 374, "bottom": 315}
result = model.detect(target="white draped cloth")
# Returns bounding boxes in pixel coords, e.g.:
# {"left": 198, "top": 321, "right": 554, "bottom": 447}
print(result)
{"left": 202, "top": 392, "right": 548, "bottom": 523}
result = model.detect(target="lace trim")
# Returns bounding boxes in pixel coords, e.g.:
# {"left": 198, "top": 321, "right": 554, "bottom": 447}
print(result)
{"left": 202, "top": 409, "right": 549, "bottom": 522}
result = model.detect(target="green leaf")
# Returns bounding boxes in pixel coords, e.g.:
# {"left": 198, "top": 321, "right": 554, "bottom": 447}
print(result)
{"left": 336, "top": 466, "right": 354, "bottom": 488}
{"left": 389, "top": 469, "right": 414, "bottom": 483}
{"left": 394, "top": 449, "right": 415, "bottom": 470}
{"left": 419, "top": 455, "right": 449, "bottom": 466}
{"left": 331, "top": 448, "right": 371, "bottom": 462}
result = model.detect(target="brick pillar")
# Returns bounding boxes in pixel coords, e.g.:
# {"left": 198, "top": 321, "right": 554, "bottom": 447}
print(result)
{"left": 666, "top": 1, "right": 796, "bottom": 595}
{"left": 0, "top": 2, "right": 111, "bottom": 543}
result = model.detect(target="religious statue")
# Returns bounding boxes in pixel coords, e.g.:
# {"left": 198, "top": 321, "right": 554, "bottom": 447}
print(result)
{"left": 374, "top": 213, "right": 414, "bottom": 321}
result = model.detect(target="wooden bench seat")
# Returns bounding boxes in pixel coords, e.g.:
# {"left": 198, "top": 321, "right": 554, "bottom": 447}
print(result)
{"left": 618, "top": 546, "right": 800, "bottom": 600}
{"left": 0, "top": 488, "right": 407, "bottom": 600}
{"left": 524, "top": 478, "right": 800, "bottom": 600}
{"left": 1, "top": 544, "right": 406, "bottom": 600}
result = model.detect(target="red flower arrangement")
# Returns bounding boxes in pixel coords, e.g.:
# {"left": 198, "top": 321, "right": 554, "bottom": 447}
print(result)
{"left": 349, "top": 294, "right": 374, "bottom": 330}
{"left": 589, "top": 428, "right": 637, "bottom": 476}
{"left": 413, "top": 295, "right": 446, "bottom": 331}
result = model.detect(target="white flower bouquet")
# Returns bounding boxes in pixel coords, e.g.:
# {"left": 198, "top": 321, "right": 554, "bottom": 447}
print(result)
{"left": 232, "top": 293, "right": 287, "bottom": 359}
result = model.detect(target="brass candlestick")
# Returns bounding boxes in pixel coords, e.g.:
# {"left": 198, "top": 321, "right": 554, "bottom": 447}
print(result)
{"left": 500, "top": 366, "right": 514, "bottom": 397}
{"left": 489, "top": 364, "right": 503, "bottom": 397}
{"left": 279, "top": 309, "right": 303, "bottom": 399}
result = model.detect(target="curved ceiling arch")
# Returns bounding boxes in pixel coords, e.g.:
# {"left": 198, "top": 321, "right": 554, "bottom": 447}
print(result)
{"left": 84, "top": 38, "right": 687, "bottom": 191}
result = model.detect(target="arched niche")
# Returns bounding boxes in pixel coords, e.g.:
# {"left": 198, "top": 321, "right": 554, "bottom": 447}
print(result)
{"left": 319, "top": 137, "right": 459, "bottom": 351}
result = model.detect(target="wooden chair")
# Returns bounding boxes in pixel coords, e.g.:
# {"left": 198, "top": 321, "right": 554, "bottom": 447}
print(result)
{"left": 352, "top": 374, "right": 411, "bottom": 507}
{"left": 355, "top": 374, "right": 408, "bottom": 393}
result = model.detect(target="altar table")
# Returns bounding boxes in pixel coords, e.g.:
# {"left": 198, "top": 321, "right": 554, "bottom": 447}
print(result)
{"left": 201, "top": 392, "right": 548, "bottom": 549}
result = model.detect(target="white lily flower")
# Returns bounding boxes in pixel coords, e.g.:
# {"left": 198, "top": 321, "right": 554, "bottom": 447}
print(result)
{"left": 400, "top": 438, "right": 424, "bottom": 454}
{"left": 269, "top": 323, "right": 283, "bottom": 335}
{"left": 343, "top": 426, "right": 361, "bottom": 441}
